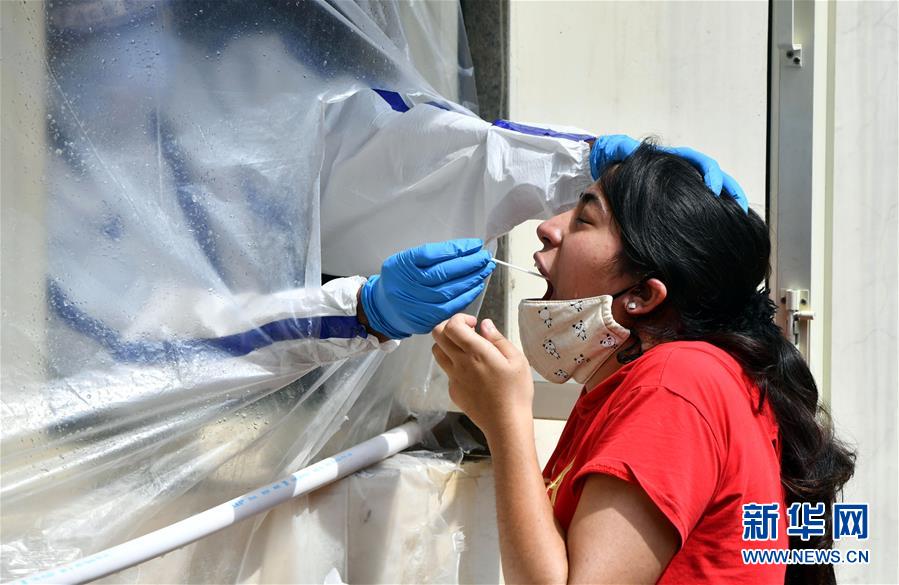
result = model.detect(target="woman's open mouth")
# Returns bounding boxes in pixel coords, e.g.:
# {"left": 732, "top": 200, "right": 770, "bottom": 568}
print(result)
{"left": 534, "top": 255, "right": 553, "bottom": 300}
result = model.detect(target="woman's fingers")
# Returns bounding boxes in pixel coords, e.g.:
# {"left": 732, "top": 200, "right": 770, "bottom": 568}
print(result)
{"left": 432, "top": 319, "right": 448, "bottom": 338}
{"left": 432, "top": 318, "right": 466, "bottom": 360}
{"left": 432, "top": 343, "right": 452, "bottom": 371}
{"left": 478, "top": 318, "right": 520, "bottom": 361}
{"left": 450, "top": 313, "right": 478, "bottom": 330}
{"left": 442, "top": 313, "right": 498, "bottom": 356}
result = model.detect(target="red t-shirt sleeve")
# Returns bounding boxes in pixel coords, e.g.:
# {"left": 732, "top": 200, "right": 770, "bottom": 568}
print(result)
{"left": 571, "top": 383, "right": 724, "bottom": 545}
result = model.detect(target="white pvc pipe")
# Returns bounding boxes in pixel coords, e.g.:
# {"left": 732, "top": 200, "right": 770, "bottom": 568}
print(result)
{"left": 10, "top": 421, "right": 423, "bottom": 585}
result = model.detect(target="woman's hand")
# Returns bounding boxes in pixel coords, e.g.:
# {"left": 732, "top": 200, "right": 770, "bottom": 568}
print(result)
{"left": 434, "top": 314, "right": 570, "bottom": 583}
{"left": 431, "top": 314, "right": 534, "bottom": 439}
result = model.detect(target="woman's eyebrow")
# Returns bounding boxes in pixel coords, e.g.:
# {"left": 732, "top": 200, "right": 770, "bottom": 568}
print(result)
{"left": 579, "top": 192, "right": 599, "bottom": 206}
{"left": 579, "top": 191, "right": 605, "bottom": 214}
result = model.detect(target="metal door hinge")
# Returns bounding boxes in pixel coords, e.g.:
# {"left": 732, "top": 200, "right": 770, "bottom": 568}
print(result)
{"left": 780, "top": 288, "right": 815, "bottom": 346}
{"left": 784, "top": 43, "right": 803, "bottom": 67}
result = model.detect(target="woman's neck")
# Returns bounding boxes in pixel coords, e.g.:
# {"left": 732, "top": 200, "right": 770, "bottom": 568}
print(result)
{"left": 583, "top": 338, "right": 656, "bottom": 393}
{"left": 582, "top": 346, "right": 627, "bottom": 393}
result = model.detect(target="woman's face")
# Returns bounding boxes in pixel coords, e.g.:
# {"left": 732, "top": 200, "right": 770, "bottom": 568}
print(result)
{"left": 533, "top": 181, "right": 636, "bottom": 301}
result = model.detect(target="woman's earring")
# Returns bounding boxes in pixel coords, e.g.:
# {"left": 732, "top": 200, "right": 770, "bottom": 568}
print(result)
{"left": 626, "top": 301, "right": 637, "bottom": 311}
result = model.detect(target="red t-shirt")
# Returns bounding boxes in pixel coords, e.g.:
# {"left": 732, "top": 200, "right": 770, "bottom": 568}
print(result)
{"left": 543, "top": 341, "right": 788, "bottom": 584}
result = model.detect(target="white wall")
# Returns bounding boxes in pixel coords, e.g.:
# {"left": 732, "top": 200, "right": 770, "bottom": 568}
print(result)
{"left": 827, "top": 2, "right": 898, "bottom": 582}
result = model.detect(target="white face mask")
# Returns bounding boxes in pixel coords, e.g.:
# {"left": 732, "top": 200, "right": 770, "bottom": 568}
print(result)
{"left": 519, "top": 291, "right": 631, "bottom": 384}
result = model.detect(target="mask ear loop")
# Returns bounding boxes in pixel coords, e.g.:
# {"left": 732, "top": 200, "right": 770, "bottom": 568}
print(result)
{"left": 611, "top": 271, "right": 660, "bottom": 304}
{"left": 610, "top": 278, "right": 644, "bottom": 300}
{"left": 615, "top": 283, "right": 641, "bottom": 312}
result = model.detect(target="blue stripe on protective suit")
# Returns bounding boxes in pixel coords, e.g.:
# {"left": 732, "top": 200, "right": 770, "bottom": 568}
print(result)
{"left": 205, "top": 316, "right": 366, "bottom": 357}
{"left": 372, "top": 89, "right": 410, "bottom": 113}
{"left": 48, "top": 280, "right": 367, "bottom": 364}
{"left": 371, "top": 89, "right": 455, "bottom": 115}
{"left": 491, "top": 119, "right": 594, "bottom": 143}
{"left": 153, "top": 112, "right": 227, "bottom": 281}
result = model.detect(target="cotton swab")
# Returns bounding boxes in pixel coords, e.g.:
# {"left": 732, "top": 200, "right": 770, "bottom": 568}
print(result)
{"left": 491, "top": 258, "right": 548, "bottom": 280}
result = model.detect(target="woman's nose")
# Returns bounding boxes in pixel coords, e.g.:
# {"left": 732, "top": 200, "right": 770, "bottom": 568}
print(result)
{"left": 536, "top": 211, "right": 568, "bottom": 249}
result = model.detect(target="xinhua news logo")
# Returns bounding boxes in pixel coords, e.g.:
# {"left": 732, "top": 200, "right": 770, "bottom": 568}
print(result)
{"left": 741, "top": 502, "right": 870, "bottom": 565}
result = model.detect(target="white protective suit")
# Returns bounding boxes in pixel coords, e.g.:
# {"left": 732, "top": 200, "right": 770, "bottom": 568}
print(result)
{"left": 124, "top": 87, "right": 593, "bottom": 367}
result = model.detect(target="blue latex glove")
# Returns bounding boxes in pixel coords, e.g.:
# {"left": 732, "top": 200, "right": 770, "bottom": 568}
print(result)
{"left": 361, "top": 238, "right": 496, "bottom": 339}
{"left": 589, "top": 134, "right": 749, "bottom": 213}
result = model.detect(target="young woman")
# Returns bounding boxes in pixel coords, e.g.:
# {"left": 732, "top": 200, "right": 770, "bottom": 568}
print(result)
{"left": 431, "top": 143, "right": 855, "bottom": 584}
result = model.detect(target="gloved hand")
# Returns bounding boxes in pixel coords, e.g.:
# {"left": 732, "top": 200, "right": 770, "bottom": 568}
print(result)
{"left": 361, "top": 238, "right": 496, "bottom": 339}
{"left": 589, "top": 134, "right": 749, "bottom": 213}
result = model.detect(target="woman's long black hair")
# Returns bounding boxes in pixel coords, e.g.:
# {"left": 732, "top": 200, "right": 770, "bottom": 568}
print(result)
{"left": 600, "top": 143, "right": 855, "bottom": 585}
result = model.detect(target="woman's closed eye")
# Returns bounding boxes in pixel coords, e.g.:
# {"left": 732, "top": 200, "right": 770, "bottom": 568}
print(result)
{"left": 574, "top": 203, "right": 598, "bottom": 226}
{"left": 575, "top": 191, "right": 606, "bottom": 226}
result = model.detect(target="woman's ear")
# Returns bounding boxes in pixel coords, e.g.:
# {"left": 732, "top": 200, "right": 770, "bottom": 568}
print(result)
{"left": 623, "top": 278, "right": 667, "bottom": 315}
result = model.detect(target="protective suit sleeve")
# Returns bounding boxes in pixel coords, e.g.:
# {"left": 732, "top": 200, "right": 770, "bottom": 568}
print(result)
{"left": 319, "top": 90, "right": 593, "bottom": 276}
{"left": 123, "top": 276, "right": 395, "bottom": 369}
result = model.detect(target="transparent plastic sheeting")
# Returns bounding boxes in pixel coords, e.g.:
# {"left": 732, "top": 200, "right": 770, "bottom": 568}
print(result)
{"left": 1, "top": 1, "right": 591, "bottom": 582}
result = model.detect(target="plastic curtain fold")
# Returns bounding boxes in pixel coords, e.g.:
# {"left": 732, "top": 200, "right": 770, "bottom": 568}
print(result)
{"left": 1, "top": 1, "right": 592, "bottom": 582}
